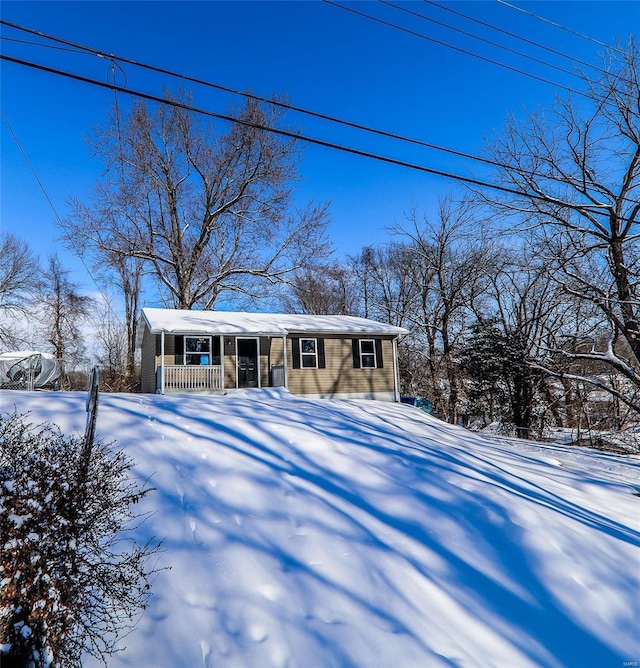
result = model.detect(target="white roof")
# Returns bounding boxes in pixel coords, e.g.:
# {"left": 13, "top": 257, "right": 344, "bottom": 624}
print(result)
{"left": 140, "top": 308, "right": 407, "bottom": 338}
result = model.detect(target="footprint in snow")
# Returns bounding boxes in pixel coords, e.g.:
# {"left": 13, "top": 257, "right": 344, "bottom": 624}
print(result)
{"left": 248, "top": 624, "right": 268, "bottom": 642}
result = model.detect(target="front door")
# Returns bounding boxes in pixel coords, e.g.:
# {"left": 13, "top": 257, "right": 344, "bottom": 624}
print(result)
{"left": 236, "top": 338, "right": 259, "bottom": 388}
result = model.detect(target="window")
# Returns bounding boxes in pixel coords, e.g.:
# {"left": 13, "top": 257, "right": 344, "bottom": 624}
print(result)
{"left": 182, "top": 336, "right": 221, "bottom": 365}
{"left": 300, "top": 338, "right": 318, "bottom": 368}
{"left": 352, "top": 339, "right": 384, "bottom": 369}
{"left": 360, "top": 339, "right": 376, "bottom": 368}
{"left": 291, "top": 337, "right": 326, "bottom": 369}
{"left": 185, "top": 337, "right": 211, "bottom": 365}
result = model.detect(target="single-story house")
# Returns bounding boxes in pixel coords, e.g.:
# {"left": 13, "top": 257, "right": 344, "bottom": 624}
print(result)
{"left": 138, "top": 308, "right": 407, "bottom": 402}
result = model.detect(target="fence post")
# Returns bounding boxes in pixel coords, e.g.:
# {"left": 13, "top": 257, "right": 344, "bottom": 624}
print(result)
{"left": 27, "top": 354, "right": 36, "bottom": 392}
{"left": 84, "top": 366, "right": 100, "bottom": 452}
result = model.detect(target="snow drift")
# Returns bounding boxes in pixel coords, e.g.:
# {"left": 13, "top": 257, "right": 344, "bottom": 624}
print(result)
{"left": 1, "top": 389, "right": 638, "bottom": 667}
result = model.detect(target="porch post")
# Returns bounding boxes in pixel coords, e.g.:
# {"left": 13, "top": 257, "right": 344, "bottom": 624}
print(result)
{"left": 160, "top": 331, "right": 165, "bottom": 395}
{"left": 257, "top": 337, "right": 262, "bottom": 389}
{"left": 282, "top": 335, "right": 288, "bottom": 389}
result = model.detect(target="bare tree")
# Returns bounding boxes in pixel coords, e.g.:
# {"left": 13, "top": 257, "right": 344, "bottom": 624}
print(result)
{"left": 63, "top": 92, "right": 331, "bottom": 311}
{"left": 485, "top": 38, "right": 640, "bottom": 415}
{"left": 93, "top": 299, "right": 136, "bottom": 392}
{"left": 350, "top": 244, "right": 418, "bottom": 328}
{"left": 38, "top": 255, "right": 93, "bottom": 386}
{"left": 392, "top": 197, "right": 492, "bottom": 423}
{"left": 63, "top": 223, "right": 143, "bottom": 389}
{"left": 465, "top": 245, "right": 572, "bottom": 438}
{"left": 101, "top": 254, "right": 143, "bottom": 386}
{"left": 0, "top": 234, "right": 40, "bottom": 349}
{"left": 281, "top": 263, "right": 357, "bottom": 315}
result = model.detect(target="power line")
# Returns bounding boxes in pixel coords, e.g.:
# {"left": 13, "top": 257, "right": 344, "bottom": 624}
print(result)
{"left": 1, "top": 108, "right": 63, "bottom": 228}
{"left": 1, "top": 16, "right": 627, "bottom": 189}
{"left": 0, "top": 107, "right": 124, "bottom": 325}
{"left": 1, "top": 52, "right": 624, "bottom": 215}
{"left": 2, "top": 18, "right": 632, "bottom": 207}
{"left": 0, "top": 19, "right": 536, "bottom": 173}
{"left": 381, "top": 0, "right": 586, "bottom": 83}
{"left": 423, "top": 0, "right": 629, "bottom": 83}
{"left": 496, "top": 0, "right": 628, "bottom": 56}
{"left": 0, "top": 35, "right": 87, "bottom": 54}
{"left": 322, "top": 0, "right": 587, "bottom": 98}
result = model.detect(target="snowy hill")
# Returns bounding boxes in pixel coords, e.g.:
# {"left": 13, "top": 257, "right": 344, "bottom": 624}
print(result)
{"left": 1, "top": 389, "right": 639, "bottom": 668}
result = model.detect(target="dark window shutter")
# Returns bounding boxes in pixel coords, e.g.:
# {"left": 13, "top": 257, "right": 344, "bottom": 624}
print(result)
{"left": 352, "top": 339, "right": 361, "bottom": 368}
{"left": 317, "top": 338, "right": 325, "bottom": 369}
{"left": 291, "top": 337, "right": 300, "bottom": 369}
{"left": 174, "top": 335, "right": 184, "bottom": 364}
{"left": 375, "top": 339, "right": 384, "bottom": 368}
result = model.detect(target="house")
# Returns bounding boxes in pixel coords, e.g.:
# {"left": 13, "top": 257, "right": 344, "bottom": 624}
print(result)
{"left": 138, "top": 308, "right": 407, "bottom": 401}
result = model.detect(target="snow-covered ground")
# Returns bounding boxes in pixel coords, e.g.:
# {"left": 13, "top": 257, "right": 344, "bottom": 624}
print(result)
{"left": 1, "top": 389, "right": 639, "bottom": 668}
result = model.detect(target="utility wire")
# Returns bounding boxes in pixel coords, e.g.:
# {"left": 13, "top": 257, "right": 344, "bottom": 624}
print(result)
{"left": 0, "top": 35, "right": 87, "bottom": 54}
{"left": 2, "top": 20, "right": 634, "bottom": 210}
{"left": 322, "top": 0, "right": 586, "bottom": 98}
{"left": 423, "top": 0, "right": 630, "bottom": 84}
{"left": 1, "top": 108, "right": 63, "bottom": 227}
{"left": 0, "top": 19, "right": 540, "bottom": 173}
{"left": 381, "top": 0, "right": 586, "bottom": 83}
{"left": 0, "top": 106, "right": 124, "bottom": 324}
{"left": 496, "top": 0, "right": 628, "bottom": 57}
{"left": 1, "top": 53, "right": 624, "bottom": 215}
{"left": 2, "top": 20, "right": 635, "bottom": 209}
{"left": 0, "top": 17, "right": 625, "bottom": 184}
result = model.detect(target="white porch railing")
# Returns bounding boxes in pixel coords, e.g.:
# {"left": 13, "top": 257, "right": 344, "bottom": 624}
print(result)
{"left": 162, "top": 365, "right": 224, "bottom": 392}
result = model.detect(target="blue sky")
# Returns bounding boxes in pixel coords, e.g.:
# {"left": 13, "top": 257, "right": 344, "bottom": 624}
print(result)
{"left": 1, "top": 1, "right": 638, "bottom": 296}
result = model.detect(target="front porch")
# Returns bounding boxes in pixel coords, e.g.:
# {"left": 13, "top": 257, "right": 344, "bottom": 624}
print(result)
{"left": 151, "top": 334, "right": 287, "bottom": 394}
{"left": 159, "top": 364, "right": 225, "bottom": 393}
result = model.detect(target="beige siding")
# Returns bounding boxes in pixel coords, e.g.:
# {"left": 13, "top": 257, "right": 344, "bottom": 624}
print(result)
{"left": 270, "top": 337, "right": 284, "bottom": 366}
{"left": 286, "top": 335, "right": 396, "bottom": 397}
{"left": 141, "top": 331, "right": 179, "bottom": 393}
{"left": 268, "top": 337, "right": 285, "bottom": 387}
{"left": 161, "top": 334, "right": 177, "bottom": 365}
{"left": 259, "top": 337, "right": 270, "bottom": 387}
{"left": 140, "top": 328, "right": 157, "bottom": 393}
{"left": 259, "top": 336, "right": 285, "bottom": 387}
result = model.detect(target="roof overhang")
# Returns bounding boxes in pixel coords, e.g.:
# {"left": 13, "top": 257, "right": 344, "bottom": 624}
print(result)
{"left": 137, "top": 308, "right": 408, "bottom": 347}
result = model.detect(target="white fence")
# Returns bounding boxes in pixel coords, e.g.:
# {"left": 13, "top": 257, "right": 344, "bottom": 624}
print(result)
{"left": 161, "top": 365, "right": 224, "bottom": 392}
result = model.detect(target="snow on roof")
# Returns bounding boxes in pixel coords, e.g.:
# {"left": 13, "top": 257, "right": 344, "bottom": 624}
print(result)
{"left": 140, "top": 307, "right": 408, "bottom": 337}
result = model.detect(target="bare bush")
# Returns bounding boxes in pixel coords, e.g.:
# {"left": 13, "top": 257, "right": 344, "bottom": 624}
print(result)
{"left": 0, "top": 412, "right": 158, "bottom": 667}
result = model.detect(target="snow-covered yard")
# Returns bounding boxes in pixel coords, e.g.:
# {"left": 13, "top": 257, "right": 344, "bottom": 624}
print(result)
{"left": 1, "top": 389, "right": 638, "bottom": 667}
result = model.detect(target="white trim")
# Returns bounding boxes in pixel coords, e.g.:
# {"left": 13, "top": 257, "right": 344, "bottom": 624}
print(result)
{"left": 282, "top": 335, "right": 288, "bottom": 389}
{"left": 359, "top": 339, "right": 376, "bottom": 368}
{"left": 184, "top": 335, "right": 214, "bottom": 366}
{"left": 392, "top": 337, "right": 400, "bottom": 402}
{"left": 160, "top": 331, "right": 165, "bottom": 395}
{"left": 219, "top": 335, "right": 225, "bottom": 390}
{"left": 235, "top": 337, "right": 261, "bottom": 389}
{"left": 300, "top": 337, "right": 319, "bottom": 369}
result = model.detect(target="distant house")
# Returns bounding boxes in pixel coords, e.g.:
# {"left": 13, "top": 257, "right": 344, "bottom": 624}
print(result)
{"left": 138, "top": 308, "right": 407, "bottom": 401}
